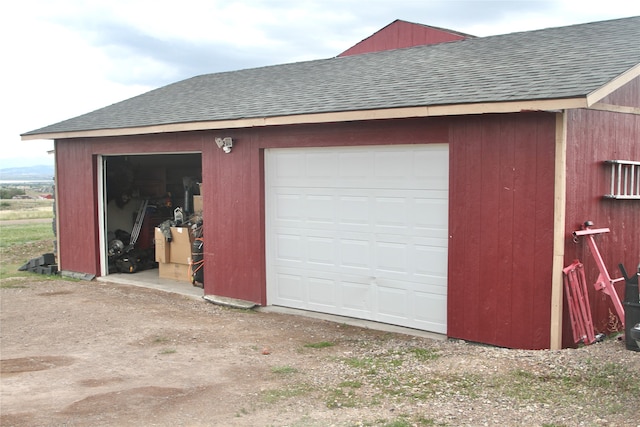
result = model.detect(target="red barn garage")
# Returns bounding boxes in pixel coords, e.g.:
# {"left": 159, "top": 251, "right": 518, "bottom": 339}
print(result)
{"left": 23, "top": 17, "right": 640, "bottom": 350}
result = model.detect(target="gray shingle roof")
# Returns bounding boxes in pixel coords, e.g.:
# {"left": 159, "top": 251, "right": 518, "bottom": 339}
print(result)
{"left": 23, "top": 16, "right": 640, "bottom": 137}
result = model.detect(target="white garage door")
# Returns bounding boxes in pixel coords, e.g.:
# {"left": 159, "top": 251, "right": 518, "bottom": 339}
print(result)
{"left": 265, "top": 144, "right": 448, "bottom": 333}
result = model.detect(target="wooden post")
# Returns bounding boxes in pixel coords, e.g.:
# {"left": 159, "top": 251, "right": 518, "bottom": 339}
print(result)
{"left": 550, "top": 112, "right": 568, "bottom": 350}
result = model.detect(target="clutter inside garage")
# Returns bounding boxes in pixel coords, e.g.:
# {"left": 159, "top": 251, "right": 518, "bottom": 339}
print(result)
{"left": 104, "top": 154, "right": 203, "bottom": 286}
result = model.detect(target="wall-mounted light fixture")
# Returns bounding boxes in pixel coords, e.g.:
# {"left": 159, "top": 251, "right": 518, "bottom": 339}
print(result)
{"left": 215, "top": 137, "right": 233, "bottom": 154}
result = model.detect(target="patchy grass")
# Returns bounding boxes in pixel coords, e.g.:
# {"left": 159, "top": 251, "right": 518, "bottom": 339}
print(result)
{"left": 235, "top": 407, "right": 249, "bottom": 417}
{"left": 0, "top": 199, "right": 54, "bottom": 220}
{"left": 0, "top": 278, "right": 30, "bottom": 288}
{"left": 261, "top": 385, "right": 311, "bottom": 404}
{"left": 338, "top": 380, "right": 362, "bottom": 388}
{"left": 338, "top": 344, "right": 640, "bottom": 423}
{"left": 0, "top": 283, "right": 27, "bottom": 289}
{"left": 327, "top": 342, "right": 639, "bottom": 419}
{"left": 326, "top": 386, "right": 359, "bottom": 409}
{"left": 584, "top": 360, "right": 636, "bottom": 391}
{"left": 0, "top": 209, "right": 53, "bottom": 221}
{"left": 0, "top": 223, "right": 55, "bottom": 280}
{"left": 410, "top": 348, "right": 440, "bottom": 361}
{"left": 0, "top": 223, "right": 53, "bottom": 248}
{"left": 349, "top": 414, "right": 441, "bottom": 427}
{"left": 487, "top": 360, "right": 639, "bottom": 415}
{"left": 271, "top": 365, "right": 298, "bottom": 375}
{"left": 158, "top": 348, "right": 177, "bottom": 355}
{"left": 343, "top": 356, "right": 376, "bottom": 370}
{"left": 304, "top": 341, "right": 335, "bottom": 349}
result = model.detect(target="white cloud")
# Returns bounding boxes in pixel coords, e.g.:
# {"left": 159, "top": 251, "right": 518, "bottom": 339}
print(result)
{"left": 2, "top": 0, "right": 639, "bottom": 167}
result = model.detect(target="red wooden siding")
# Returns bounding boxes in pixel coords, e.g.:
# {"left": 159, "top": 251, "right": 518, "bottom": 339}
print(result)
{"left": 55, "top": 114, "right": 562, "bottom": 349}
{"left": 55, "top": 139, "right": 101, "bottom": 275}
{"left": 447, "top": 113, "right": 557, "bottom": 349}
{"left": 338, "top": 20, "right": 469, "bottom": 57}
{"left": 201, "top": 131, "right": 267, "bottom": 304}
{"left": 564, "top": 107, "right": 640, "bottom": 345}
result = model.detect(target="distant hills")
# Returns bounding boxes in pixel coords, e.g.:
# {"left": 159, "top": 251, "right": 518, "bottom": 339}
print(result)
{"left": 0, "top": 165, "right": 55, "bottom": 181}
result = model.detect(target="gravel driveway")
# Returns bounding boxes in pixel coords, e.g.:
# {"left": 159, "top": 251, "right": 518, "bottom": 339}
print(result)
{"left": 1, "top": 277, "right": 639, "bottom": 427}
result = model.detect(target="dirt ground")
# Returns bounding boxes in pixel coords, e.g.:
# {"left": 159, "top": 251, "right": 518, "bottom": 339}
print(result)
{"left": 1, "top": 277, "right": 639, "bottom": 427}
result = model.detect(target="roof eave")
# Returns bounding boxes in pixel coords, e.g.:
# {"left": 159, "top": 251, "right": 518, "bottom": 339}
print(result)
{"left": 586, "top": 62, "right": 640, "bottom": 106}
{"left": 21, "top": 97, "right": 589, "bottom": 141}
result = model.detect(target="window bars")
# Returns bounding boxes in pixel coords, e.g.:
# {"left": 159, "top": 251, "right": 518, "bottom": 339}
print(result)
{"left": 604, "top": 160, "right": 640, "bottom": 200}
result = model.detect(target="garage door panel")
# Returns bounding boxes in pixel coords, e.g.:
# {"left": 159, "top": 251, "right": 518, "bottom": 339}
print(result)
{"left": 274, "top": 271, "right": 447, "bottom": 328}
{"left": 272, "top": 237, "right": 448, "bottom": 288}
{"left": 412, "top": 277, "right": 448, "bottom": 293}
{"left": 307, "top": 236, "right": 336, "bottom": 266}
{"left": 272, "top": 153, "right": 304, "bottom": 179}
{"left": 375, "top": 275, "right": 445, "bottom": 293}
{"left": 413, "top": 236, "right": 449, "bottom": 250}
{"left": 414, "top": 293, "right": 447, "bottom": 333}
{"left": 373, "top": 151, "right": 412, "bottom": 179}
{"left": 374, "top": 196, "right": 409, "bottom": 228}
{"left": 340, "top": 238, "right": 371, "bottom": 270}
{"left": 275, "top": 273, "right": 305, "bottom": 304}
{"left": 306, "top": 194, "right": 335, "bottom": 223}
{"left": 272, "top": 146, "right": 446, "bottom": 189}
{"left": 266, "top": 145, "right": 448, "bottom": 333}
{"left": 308, "top": 277, "right": 337, "bottom": 308}
{"left": 413, "top": 245, "right": 448, "bottom": 277}
{"left": 413, "top": 197, "right": 448, "bottom": 231}
{"left": 339, "top": 196, "right": 370, "bottom": 226}
{"left": 378, "top": 286, "right": 409, "bottom": 319}
{"left": 339, "top": 152, "right": 373, "bottom": 178}
{"left": 273, "top": 189, "right": 448, "bottom": 235}
{"left": 341, "top": 280, "right": 373, "bottom": 314}
{"left": 415, "top": 150, "right": 449, "bottom": 182}
{"left": 274, "top": 193, "right": 304, "bottom": 223}
{"left": 274, "top": 234, "right": 304, "bottom": 263}
{"left": 306, "top": 152, "right": 339, "bottom": 177}
{"left": 375, "top": 241, "right": 409, "bottom": 274}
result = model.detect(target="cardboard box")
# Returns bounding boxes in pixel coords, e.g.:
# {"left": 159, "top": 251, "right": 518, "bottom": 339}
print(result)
{"left": 193, "top": 195, "right": 203, "bottom": 214}
{"left": 154, "top": 226, "right": 194, "bottom": 265}
{"left": 159, "top": 262, "right": 192, "bottom": 282}
{"left": 169, "top": 226, "right": 194, "bottom": 264}
{"left": 154, "top": 227, "right": 169, "bottom": 263}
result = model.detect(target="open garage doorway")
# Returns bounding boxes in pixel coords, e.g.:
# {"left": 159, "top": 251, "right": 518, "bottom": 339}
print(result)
{"left": 97, "top": 153, "right": 202, "bottom": 288}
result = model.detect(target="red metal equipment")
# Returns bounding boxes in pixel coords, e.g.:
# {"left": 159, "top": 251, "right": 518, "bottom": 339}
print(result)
{"left": 572, "top": 221, "right": 626, "bottom": 329}
{"left": 563, "top": 260, "right": 596, "bottom": 344}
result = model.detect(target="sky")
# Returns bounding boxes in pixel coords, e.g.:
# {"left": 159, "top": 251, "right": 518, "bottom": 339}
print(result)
{"left": 1, "top": 0, "right": 639, "bottom": 168}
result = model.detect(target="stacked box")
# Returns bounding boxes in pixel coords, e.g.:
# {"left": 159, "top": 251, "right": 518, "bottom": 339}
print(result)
{"left": 155, "top": 226, "right": 194, "bottom": 282}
